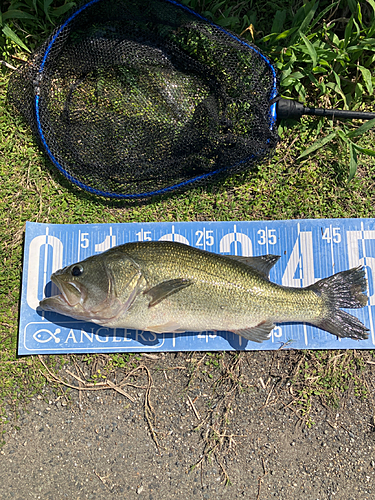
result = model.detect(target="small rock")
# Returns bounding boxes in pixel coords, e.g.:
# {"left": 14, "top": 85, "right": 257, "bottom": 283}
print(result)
{"left": 137, "top": 486, "right": 144, "bottom": 494}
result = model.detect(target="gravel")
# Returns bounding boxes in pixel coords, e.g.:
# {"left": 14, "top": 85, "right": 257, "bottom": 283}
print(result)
{"left": 1, "top": 351, "right": 375, "bottom": 499}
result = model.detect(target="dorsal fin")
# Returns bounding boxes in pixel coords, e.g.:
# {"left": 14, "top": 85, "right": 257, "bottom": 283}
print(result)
{"left": 225, "top": 255, "right": 280, "bottom": 278}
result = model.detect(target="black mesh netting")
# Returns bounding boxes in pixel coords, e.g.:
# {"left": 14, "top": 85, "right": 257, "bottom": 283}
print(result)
{"left": 8, "top": 0, "right": 280, "bottom": 198}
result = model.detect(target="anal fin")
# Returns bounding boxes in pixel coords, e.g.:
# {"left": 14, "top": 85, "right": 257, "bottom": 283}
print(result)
{"left": 231, "top": 320, "right": 274, "bottom": 343}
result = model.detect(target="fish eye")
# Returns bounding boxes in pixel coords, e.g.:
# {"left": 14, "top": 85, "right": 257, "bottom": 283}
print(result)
{"left": 71, "top": 265, "right": 84, "bottom": 277}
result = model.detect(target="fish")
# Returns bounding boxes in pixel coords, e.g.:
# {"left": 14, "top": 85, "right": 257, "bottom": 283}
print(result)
{"left": 39, "top": 240, "right": 369, "bottom": 342}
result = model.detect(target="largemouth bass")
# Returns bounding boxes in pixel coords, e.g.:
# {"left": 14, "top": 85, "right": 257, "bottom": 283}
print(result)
{"left": 39, "top": 241, "right": 369, "bottom": 342}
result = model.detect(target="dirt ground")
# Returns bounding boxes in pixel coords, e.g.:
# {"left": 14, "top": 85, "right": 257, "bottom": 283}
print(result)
{"left": 1, "top": 350, "right": 375, "bottom": 500}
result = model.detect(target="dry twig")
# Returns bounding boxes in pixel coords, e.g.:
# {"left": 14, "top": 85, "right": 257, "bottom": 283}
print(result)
{"left": 256, "top": 457, "right": 268, "bottom": 500}
{"left": 38, "top": 355, "right": 135, "bottom": 401}
{"left": 187, "top": 394, "right": 200, "bottom": 421}
{"left": 142, "top": 365, "right": 163, "bottom": 451}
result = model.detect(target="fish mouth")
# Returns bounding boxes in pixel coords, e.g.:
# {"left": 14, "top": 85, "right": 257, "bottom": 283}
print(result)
{"left": 49, "top": 275, "right": 85, "bottom": 307}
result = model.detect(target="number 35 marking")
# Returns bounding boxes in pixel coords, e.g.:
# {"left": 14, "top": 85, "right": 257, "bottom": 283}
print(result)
{"left": 257, "top": 228, "right": 277, "bottom": 245}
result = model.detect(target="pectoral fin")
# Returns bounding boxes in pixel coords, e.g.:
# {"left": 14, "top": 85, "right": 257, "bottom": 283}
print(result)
{"left": 231, "top": 320, "right": 274, "bottom": 343}
{"left": 145, "top": 278, "right": 194, "bottom": 307}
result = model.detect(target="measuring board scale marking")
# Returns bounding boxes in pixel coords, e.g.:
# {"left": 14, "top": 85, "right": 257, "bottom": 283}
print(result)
{"left": 18, "top": 219, "right": 375, "bottom": 354}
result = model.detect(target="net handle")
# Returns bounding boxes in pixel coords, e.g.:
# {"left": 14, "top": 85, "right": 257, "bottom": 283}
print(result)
{"left": 276, "top": 98, "right": 375, "bottom": 121}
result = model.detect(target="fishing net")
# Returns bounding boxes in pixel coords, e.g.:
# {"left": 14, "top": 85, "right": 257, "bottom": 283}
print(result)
{"left": 8, "top": 0, "right": 279, "bottom": 198}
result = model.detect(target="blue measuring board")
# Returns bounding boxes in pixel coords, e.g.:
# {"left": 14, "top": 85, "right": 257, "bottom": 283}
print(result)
{"left": 18, "top": 219, "right": 375, "bottom": 355}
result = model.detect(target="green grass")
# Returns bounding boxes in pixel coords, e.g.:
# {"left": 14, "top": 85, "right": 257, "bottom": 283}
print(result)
{"left": 1, "top": 0, "right": 375, "bottom": 443}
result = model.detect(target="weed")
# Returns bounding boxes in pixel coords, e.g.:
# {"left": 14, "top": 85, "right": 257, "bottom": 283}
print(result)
{"left": 184, "top": 0, "right": 375, "bottom": 178}
{"left": 1, "top": 0, "right": 75, "bottom": 52}
{"left": 278, "top": 350, "right": 371, "bottom": 426}
{"left": 187, "top": 352, "right": 250, "bottom": 484}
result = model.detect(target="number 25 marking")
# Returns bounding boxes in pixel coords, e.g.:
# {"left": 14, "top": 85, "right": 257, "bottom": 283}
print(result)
{"left": 196, "top": 229, "right": 214, "bottom": 247}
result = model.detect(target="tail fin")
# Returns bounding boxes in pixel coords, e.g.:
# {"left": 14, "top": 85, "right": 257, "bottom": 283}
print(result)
{"left": 308, "top": 266, "right": 369, "bottom": 340}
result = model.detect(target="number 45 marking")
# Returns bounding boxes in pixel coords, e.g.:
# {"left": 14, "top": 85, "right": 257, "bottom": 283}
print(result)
{"left": 322, "top": 227, "right": 341, "bottom": 244}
